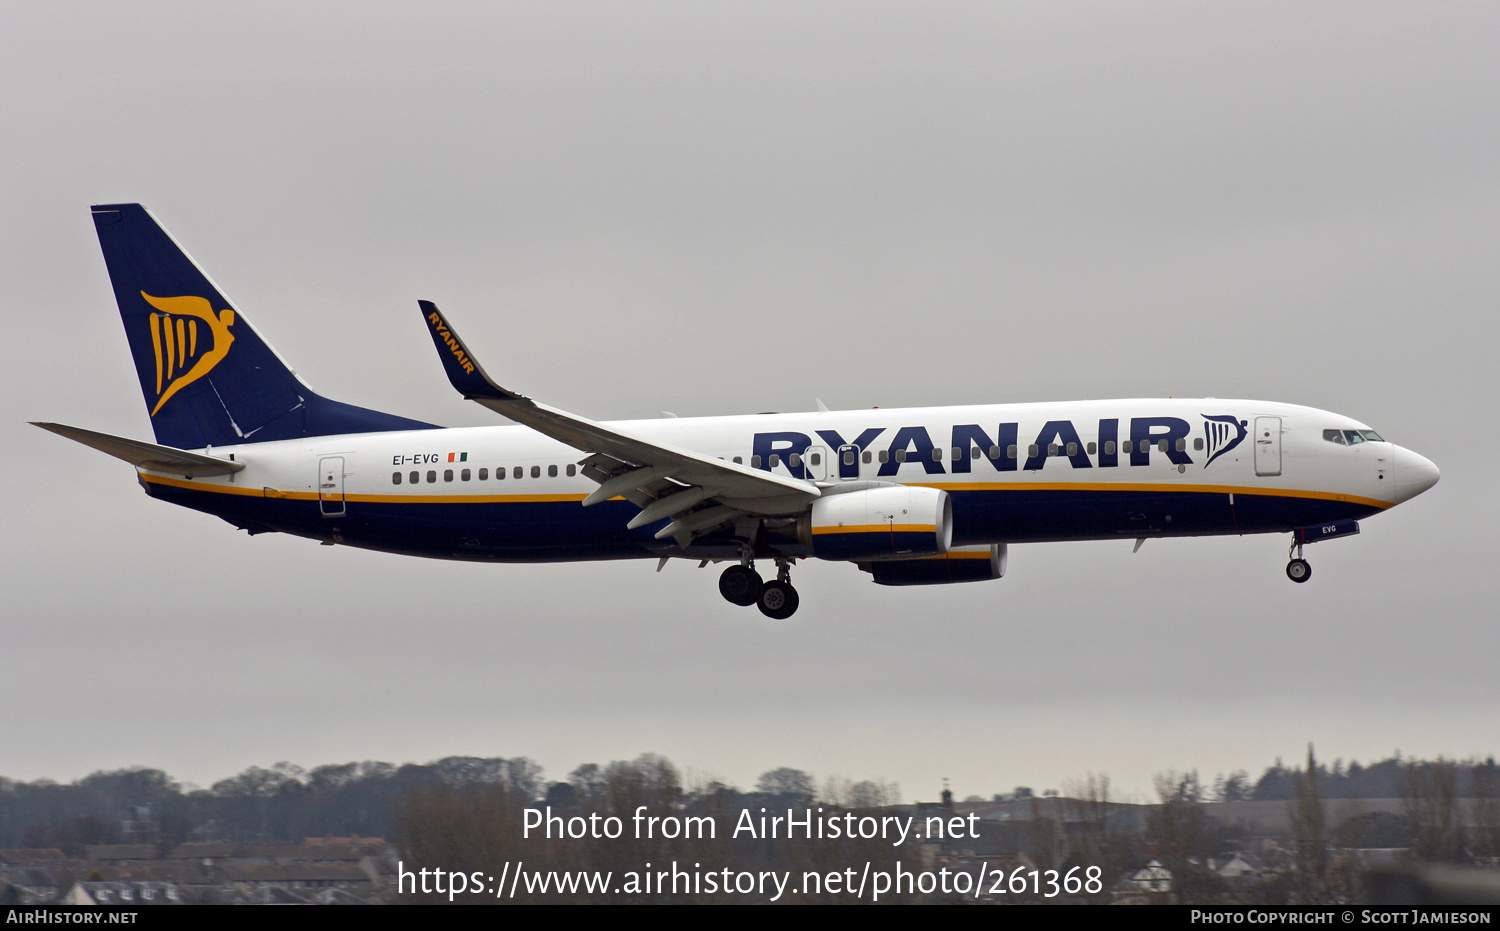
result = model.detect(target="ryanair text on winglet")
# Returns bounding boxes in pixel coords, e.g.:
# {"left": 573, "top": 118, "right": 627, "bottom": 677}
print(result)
{"left": 428, "top": 311, "right": 475, "bottom": 374}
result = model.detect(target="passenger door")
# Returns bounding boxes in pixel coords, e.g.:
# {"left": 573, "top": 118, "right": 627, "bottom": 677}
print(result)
{"left": 1254, "top": 418, "right": 1282, "bottom": 476}
{"left": 319, "top": 456, "right": 346, "bottom": 516}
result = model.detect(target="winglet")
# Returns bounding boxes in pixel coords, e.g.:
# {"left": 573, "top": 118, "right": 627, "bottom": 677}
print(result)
{"left": 417, "top": 300, "right": 525, "bottom": 402}
{"left": 412, "top": 301, "right": 819, "bottom": 506}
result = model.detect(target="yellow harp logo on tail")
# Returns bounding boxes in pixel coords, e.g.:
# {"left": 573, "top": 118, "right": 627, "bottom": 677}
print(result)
{"left": 141, "top": 292, "right": 236, "bottom": 416}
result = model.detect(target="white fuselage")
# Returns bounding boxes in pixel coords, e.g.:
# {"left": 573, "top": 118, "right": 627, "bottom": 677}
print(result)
{"left": 135, "top": 398, "right": 1435, "bottom": 563}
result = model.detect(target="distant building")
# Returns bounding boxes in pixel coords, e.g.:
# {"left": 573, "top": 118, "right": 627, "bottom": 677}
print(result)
{"left": 1115, "top": 858, "right": 1173, "bottom": 904}
{"left": 61, "top": 881, "right": 183, "bottom": 906}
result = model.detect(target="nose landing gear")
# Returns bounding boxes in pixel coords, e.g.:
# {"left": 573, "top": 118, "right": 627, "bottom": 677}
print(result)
{"left": 1286, "top": 540, "right": 1312, "bottom": 583}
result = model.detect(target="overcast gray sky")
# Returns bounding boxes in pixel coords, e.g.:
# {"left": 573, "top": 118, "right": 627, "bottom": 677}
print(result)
{"left": 3, "top": 1, "right": 1495, "bottom": 802}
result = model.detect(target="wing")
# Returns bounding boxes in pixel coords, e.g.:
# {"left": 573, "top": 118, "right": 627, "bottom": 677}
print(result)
{"left": 417, "top": 301, "right": 819, "bottom": 544}
{"left": 32, "top": 422, "right": 246, "bottom": 477}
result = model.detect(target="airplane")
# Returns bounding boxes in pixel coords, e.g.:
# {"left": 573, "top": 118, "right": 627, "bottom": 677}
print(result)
{"left": 33, "top": 203, "right": 1441, "bottom": 619}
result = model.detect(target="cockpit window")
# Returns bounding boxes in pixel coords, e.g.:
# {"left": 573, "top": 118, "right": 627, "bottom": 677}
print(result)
{"left": 1325, "top": 428, "right": 1385, "bottom": 446}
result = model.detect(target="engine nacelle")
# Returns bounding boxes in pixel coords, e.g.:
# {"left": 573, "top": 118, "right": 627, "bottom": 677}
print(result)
{"left": 800, "top": 485, "right": 953, "bottom": 561}
{"left": 861, "top": 544, "right": 1008, "bottom": 586}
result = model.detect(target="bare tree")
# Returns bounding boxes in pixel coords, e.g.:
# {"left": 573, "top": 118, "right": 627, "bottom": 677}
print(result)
{"left": 394, "top": 781, "right": 530, "bottom": 903}
{"left": 1062, "top": 772, "right": 1140, "bottom": 902}
{"left": 1148, "top": 769, "right": 1216, "bottom": 904}
{"left": 1471, "top": 758, "right": 1500, "bottom": 863}
{"left": 819, "top": 775, "right": 899, "bottom": 809}
{"left": 1213, "top": 770, "right": 1253, "bottom": 802}
{"left": 1286, "top": 744, "right": 1358, "bottom": 904}
{"left": 755, "top": 767, "right": 814, "bottom": 803}
{"left": 1400, "top": 757, "right": 1465, "bottom": 863}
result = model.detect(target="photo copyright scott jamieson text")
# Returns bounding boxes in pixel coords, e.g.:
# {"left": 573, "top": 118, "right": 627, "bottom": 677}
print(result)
{"left": 1189, "top": 911, "right": 1492, "bottom": 925}
{"left": 398, "top": 805, "right": 1105, "bottom": 901}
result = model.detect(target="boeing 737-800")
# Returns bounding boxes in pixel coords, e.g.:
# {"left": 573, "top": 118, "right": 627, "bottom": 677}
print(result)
{"left": 33, "top": 204, "right": 1441, "bottom": 619}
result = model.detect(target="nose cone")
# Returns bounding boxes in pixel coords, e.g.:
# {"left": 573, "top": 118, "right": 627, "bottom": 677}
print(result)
{"left": 1393, "top": 446, "right": 1440, "bottom": 504}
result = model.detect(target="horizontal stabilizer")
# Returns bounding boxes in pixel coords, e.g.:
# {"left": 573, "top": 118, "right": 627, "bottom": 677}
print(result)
{"left": 32, "top": 422, "right": 246, "bottom": 477}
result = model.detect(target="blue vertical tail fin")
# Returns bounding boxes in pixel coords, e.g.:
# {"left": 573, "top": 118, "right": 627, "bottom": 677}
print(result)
{"left": 91, "top": 204, "right": 435, "bottom": 448}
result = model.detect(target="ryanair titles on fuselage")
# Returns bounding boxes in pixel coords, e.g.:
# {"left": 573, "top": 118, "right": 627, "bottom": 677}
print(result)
{"left": 749, "top": 414, "right": 1248, "bottom": 478}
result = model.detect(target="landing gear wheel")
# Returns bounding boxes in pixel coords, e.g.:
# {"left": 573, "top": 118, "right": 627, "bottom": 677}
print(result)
{"left": 719, "top": 564, "right": 762, "bottom": 606}
{"left": 1286, "top": 559, "right": 1312, "bottom": 583}
{"left": 756, "top": 580, "right": 800, "bottom": 620}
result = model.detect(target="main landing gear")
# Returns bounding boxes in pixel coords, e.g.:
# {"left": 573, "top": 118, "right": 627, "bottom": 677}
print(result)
{"left": 718, "top": 556, "right": 800, "bottom": 619}
{"left": 718, "top": 563, "right": 761, "bottom": 606}
{"left": 1286, "top": 539, "right": 1312, "bottom": 584}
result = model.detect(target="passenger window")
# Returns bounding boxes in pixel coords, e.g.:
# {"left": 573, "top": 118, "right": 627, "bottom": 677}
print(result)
{"left": 1105, "top": 441, "right": 1116, "bottom": 455}
{"left": 951, "top": 446, "right": 962, "bottom": 460}
{"left": 427, "top": 471, "right": 437, "bottom": 483}
{"left": 513, "top": 466, "right": 522, "bottom": 479}
{"left": 531, "top": 465, "right": 541, "bottom": 478}
{"left": 409, "top": 471, "right": 419, "bottom": 484}
{"left": 809, "top": 452, "right": 821, "bottom": 466}
{"left": 1047, "top": 444, "right": 1059, "bottom": 456}
{"left": 879, "top": 450, "right": 889, "bottom": 463}
{"left": 392, "top": 472, "right": 402, "bottom": 485}
{"left": 461, "top": 469, "right": 471, "bottom": 481}
{"left": 1008, "top": 445, "right": 1018, "bottom": 458}
{"left": 932, "top": 448, "right": 942, "bottom": 461}
{"left": 444, "top": 469, "right": 454, "bottom": 482}
{"left": 769, "top": 454, "right": 780, "bottom": 468}
{"left": 733, "top": 456, "right": 743, "bottom": 464}
{"left": 1175, "top": 438, "right": 1185, "bottom": 452}
{"left": 788, "top": 453, "right": 801, "bottom": 468}
{"left": 548, "top": 464, "right": 558, "bottom": 477}
{"left": 567, "top": 464, "right": 576, "bottom": 476}
{"left": 1028, "top": 444, "right": 1039, "bottom": 458}
{"left": 988, "top": 446, "right": 1000, "bottom": 459}
{"left": 751, "top": 455, "right": 761, "bottom": 468}
{"left": 1193, "top": 438, "right": 1204, "bottom": 451}
{"left": 1158, "top": 440, "right": 1168, "bottom": 453}
{"left": 862, "top": 450, "right": 872, "bottom": 464}
{"left": 843, "top": 450, "right": 854, "bottom": 465}
{"left": 1122, "top": 440, "right": 1133, "bottom": 454}
{"left": 895, "top": 449, "right": 907, "bottom": 463}
{"left": 496, "top": 467, "right": 505, "bottom": 480}
{"left": 1087, "top": 442, "right": 1096, "bottom": 455}
{"left": 1066, "top": 442, "right": 1078, "bottom": 456}
{"left": 479, "top": 468, "right": 488, "bottom": 480}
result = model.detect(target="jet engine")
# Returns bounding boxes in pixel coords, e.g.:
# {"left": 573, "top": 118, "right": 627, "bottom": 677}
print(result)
{"left": 800, "top": 485, "right": 952, "bottom": 561}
